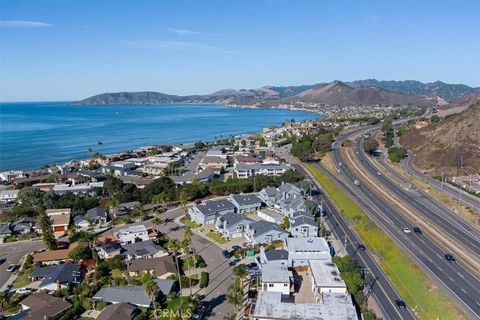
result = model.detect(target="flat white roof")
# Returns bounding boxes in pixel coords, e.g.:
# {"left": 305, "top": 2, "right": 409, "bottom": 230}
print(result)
{"left": 261, "top": 264, "right": 291, "bottom": 283}
{"left": 285, "top": 237, "right": 329, "bottom": 252}
{"left": 309, "top": 260, "right": 347, "bottom": 290}
{"left": 253, "top": 291, "right": 357, "bottom": 320}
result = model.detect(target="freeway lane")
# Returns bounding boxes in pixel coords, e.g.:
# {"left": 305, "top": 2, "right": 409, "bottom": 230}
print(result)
{"left": 331, "top": 139, "right": 480, "bottom": 319}
{"left": 294, "top": 162, "right": 416, "bottom": 320}
{"left": 402, "top": 152, "right": 480, "bottom": 212}
{"left": 354, "top": 138, "right": 480, "bottom": 258}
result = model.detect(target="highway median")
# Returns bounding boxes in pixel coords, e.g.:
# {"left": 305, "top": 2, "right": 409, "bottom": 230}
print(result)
{"left": 305, "top": 162, "right": 468, "bottom": 320}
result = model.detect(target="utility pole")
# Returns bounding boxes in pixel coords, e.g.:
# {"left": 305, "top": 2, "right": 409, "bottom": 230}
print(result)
{"left": 441, "top": 172, "right": 444, "bottom": 191}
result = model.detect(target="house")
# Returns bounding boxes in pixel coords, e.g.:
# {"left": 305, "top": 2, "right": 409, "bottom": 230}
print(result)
{"left": 45, "top": 208, "right": 71, "bottom": 236}
{"left": 86, "top": 206, "right": 108, "bottom": 225}
{"left": 258, "top": 247, "right": 289, "bottom": 267}
{"left": 285, "top": 237, "right": 331, "bottom": 267}
{"left": 170, "top": 168, "right": 216, "bottom": 185}
{"left": 188, "top": 198, "right": 236, "bottom": 225}
{"left": 111, "top": 201, "right": 141, "bottom": 218}
{"left": 229, "top": 194, "right": 263, "bottom": 214}
{"left": 259, "top": 183, "right": 303, "bottom": 209}
{"left": 199, "top": 156, "right": 227, "bottom": 173}
{"left": 257, "top": 208, "right": 284, "bottom": 224}
{"left": 115, "top": 225, "right": 149, "bottom": 244}
{"left": 73, "top": 215, "right": 90, "bottom": 230}
{"left": 309, "top": 260, "right": 347, "bottom": 298}
{"left": 31, "top": 263, "right": 82, "bottom": 291}
{"left": 0, "top": 189, "right": 19, "bottom": 202}
{"left": 97, "top": 242, "right": 123, "bottom": 260}
{"left": 126, "top": 256, "right": 176, "bottom": 279}
{"left": 96, "top": 302, "right": 137, "bottom": 320}
{"left": 215, "top": 212, "right": 253, "bottom": 239}
{"left": 122, "top": 239, "right": 169, "bottom": 260}
{"left": 245, "top": 220, "right": 289, "bottom": 245}
{"left": 289, "top": 215, "right": 318, "bottom": 238}
{"left": 234, "top": 163, "right": 293, "bottom": 179}
{"left": 33, "top": 241, "right": 89, "bottom": 264}
{"left": 252, "top": 291, "right": 356, "bottom": 320}
{"left": 102, "top": 161, "right": 137, "bottom": 176}
{"left": 19, "top": 292, "right": 72, "bottom": 320}
{"left": 93, "top": 279, "right": 176, "bottom": 308}
{"left": 0, "top": 170, "right": 24, "bottom": 183}
{"left": 10, "top": 217, "right": 36, "bottom": 235}
{"left": 281, "top": 197, "right": 306, "bottom": 216}
{"left": 260, "top": 264, "right": 292, "bottom": 295}
{"left": 0, "top": 222, "right": 12, "bottom": 243}
{"left": 52, "top": 181, "right": 104, "bottom": 195}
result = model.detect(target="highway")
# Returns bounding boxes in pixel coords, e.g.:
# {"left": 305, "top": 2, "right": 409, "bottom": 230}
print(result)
{"left": 353, "top": 138, "right": 480, "bottom": 260}
{"left": 329, "top": 132, "right": 480, "bottom": 319}
{"left": 293, "top": 161, "right": 416, "bottom": 320}
{"left": 402, "top": 152, "right": 480, "bottom": 212}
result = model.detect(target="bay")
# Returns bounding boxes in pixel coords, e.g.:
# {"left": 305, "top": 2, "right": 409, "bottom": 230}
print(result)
{"left": 0, "top": 102, "right": 320, "bottom": 171}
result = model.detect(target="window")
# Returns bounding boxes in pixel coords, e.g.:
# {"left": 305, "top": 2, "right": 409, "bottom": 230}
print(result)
{"left": 284, "top": 284, "right": 288, "bottom": 287}
{"left": 268, "top": 283, "right": 274, "bottom": 287}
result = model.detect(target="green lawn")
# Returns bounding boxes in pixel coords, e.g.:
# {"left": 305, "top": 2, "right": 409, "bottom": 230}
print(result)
{"left": 12, "top": 271, "right": 31, "bottom": 288}
{"left": 206, "top": 231, "right": 229, "bottom": 244}
{"left": 181, "top": 218, "right": 201, "bottom": 229}
{"left": 306, "top": 163, "right": 467, "bottom": 320}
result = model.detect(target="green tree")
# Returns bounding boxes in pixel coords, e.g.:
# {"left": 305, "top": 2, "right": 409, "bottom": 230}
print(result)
{"left": 223, "top": 314, "right": 236, "bottom": 320}
{"left": 233, "top": 264, "right": 248, "bottom": 287}
{"left": 142, "top": 274, "right": 160, "bottom": 320}
{"left": 165, "top": 238, "right": 184, "bottom": 318}
{"left": 363, "top": 138, "right": 379, "bottom": 155}
{"left": 38, "top": 208, "right": 56, "bottom": 250}
{"left": 280, "top": 217, "right": 290, "bottom": 230}
{"left": 18, "top": 187, "right": 44, "bottom": 210}
{"left": 226, "top": 277, "right": 244, "bottom": 314}
{"left": 68, "top": 246, "right": 92, "bottom": 261}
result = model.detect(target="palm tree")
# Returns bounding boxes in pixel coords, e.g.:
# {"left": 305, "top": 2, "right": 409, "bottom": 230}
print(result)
{"left": 223, "top": 313, "right": 236, "bottom": 320}
{"left": 166, "top": 238, "right": 184, "bottom": 319}
{"left": 233, "top": 264, "right": 248, "bottom": 287}
{"left": 0, "top": 291, "right": 8, "bottom": 312}
{"left": 182, "top": 228, "right": 194, "bottom": 296}
{"left": 152, "top": 193, "right": 167, "bottom": 205}
{"left": 142, "top": 274, "right": 160, "bottom": 320}
{"left": 132, "top": 204, "right": 146, "bottom": 220}
{"left": 226, "top": 277, "right": 243, "bottom": 314}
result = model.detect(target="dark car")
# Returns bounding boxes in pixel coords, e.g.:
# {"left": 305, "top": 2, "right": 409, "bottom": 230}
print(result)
{"left": 247, "top": 262, "right": 258, "bottom": 270}
{"left": 231, "top": 245, "right": 241, "bottom": 251}
{"left": 444, "top": 253, "right": 456, "bottom": 263}
{"left": 413, "top": 227, "right": 422, "bottom": 235}
{"left": 395, "top": 299, "right": 407, "bottom": 309}
{"left": 357, "top": 244, "right": 366, "bottom": 251}
{"left": 222, "top": 250, "right": 232, "bottom": 259}
{"left": 191, "top": 302, "right": 211, "bottom": 320}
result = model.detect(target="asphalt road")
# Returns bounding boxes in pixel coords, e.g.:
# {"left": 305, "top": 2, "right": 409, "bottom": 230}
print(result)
{"left": 0, "top": 240, "right": 45, "bottom": 290}
{"left": 331, "top": 133, "right": 480, "bottom": 319}
{"left": 294, "top": 162, "right": 416, "bottom": 320}
{"left": 402, "top": 152, "right": 480, "bottom": 212}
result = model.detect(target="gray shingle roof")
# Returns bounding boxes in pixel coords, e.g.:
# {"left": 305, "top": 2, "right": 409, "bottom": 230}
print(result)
{"left": 219, "top": 212, "right": 252, "bottom": 227}
{"left": 230, "top": 194, "right": 262, "bottom": 207}
{"left": 96, "top": 302, "right": 137, "bottom": 320}
{"left": 196, "top": 198, "right": 236, "bottom": 216}
{"left": 291, "top": 216, "right": 317, "bottom": 228}
{"left": 86, "top": 207, "right": 107, "bottom": 219}
{"left": 93, "top": 286, "right": 151, "bottom": 307}
{"left": 250, "top": 220, "right": 286, "bottom": 236}
{"left": 38, "top": 263, "right": 82, "bottom": 288}
{"left": 265, "top": 249, "right": 289, "bottom": 261}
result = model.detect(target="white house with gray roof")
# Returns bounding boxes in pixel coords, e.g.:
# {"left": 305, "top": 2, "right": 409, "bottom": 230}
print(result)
{"left": 245, "top": 220, "right": 289, "bottom": 245}
{"left": 122, "top": 239, "right": 168, "bottom": 260}
{"left": 285, "top": 237, "right": 331, "bottom": 267}
{"left": 229, "top": 194, "right": 262, "bottom": 213}
{"left": 289, "top": 215, "right": 318, "bottom": 238}
{"left": 215, "top": 212, "right": 253, "bottom": 239}
{"left": 188, "top": 198, "right": 236, "bottom": 225}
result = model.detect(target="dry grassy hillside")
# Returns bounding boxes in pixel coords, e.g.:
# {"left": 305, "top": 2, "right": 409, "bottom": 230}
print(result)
{"left": 400, "top": 98, "right": 480, "bottom": 176}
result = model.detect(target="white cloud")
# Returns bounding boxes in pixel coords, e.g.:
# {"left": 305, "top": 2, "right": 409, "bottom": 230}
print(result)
{"left": 168, "top": 28, "right": 200, "bottom": 35}
{"left": 0, "top": 20, "right": 52, "bottom": 28}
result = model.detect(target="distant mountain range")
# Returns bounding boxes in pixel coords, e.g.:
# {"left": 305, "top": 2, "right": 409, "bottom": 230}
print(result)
{"left": 74, "top": 80, "right": 480, "bottom": 107}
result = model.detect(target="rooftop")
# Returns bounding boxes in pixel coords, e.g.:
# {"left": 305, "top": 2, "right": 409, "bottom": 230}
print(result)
{"left": 309, "top": 260, "right": 347, "bottom": 290}
{"left": 285, "top": 237, "right": 329, "bottom": 252}
{"left": 261, "top": 264, "right": 291, "bottom": 283}
{"left": 20, "top": 292, "right": 72, "bottom": 320}
{"left": 253, "top": 291, "right": 357, "bottom": 320}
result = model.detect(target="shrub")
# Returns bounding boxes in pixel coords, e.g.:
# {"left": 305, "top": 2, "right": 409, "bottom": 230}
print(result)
{"left": 199, "top": 272, "right": 209, "bottom": 289}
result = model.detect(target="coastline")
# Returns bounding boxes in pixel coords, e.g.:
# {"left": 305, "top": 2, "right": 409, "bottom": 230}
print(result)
{"left": 1, "top": 103, "right": 321, "bottom": 172}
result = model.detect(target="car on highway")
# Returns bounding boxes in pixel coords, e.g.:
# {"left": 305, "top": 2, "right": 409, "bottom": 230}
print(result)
{"left": 0, "top": 258, "right": 5, "bottom": 265}
{"left": 357, "top": 244, "right": 366, "bottom": 251}
{"left": 354, "top": 180, "right": 361, "bottom": 186}
{"left": 403, "top": 227, "right": 412, "bottom": 234}
{"left": 395, "top": 299, "right": 407, "bottom": 309}
{"left": 338, "top": 162, "right": 343, "bottom": 167}
{"left": 444, "top": 253, "right": 456, "bottom": 263}
{"left": 337, "top": 169, "right": 342, "bottom": 174}
{"left": 6, "top": 264, "right": 17, "bottom": 272}
{"left": 376, "top": 171, "right": 382, "bottom": 176}
{"left": 413, "top": 227, "right": 422, "bottom": 235}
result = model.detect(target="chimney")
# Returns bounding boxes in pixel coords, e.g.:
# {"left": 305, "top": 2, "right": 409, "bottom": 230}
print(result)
{"left": 56, "top": 280, "right": 61, "bottom": 293}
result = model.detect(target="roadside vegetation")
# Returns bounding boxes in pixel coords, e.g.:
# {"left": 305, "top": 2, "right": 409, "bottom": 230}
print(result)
{"left": 306, "top": 163, "right": 468, "bottom": 320}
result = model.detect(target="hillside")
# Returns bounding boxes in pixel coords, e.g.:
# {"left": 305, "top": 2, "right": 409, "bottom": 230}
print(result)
{"left": 400, "top": 97, "right": 480, "bottom": 176}
{"left": 74, "top": 79, "right": 478, "bottom": 107}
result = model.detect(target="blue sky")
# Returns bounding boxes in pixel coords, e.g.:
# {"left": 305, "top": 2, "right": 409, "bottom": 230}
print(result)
{"left": 0, "top": 0, "right": 479, "bottom": 101}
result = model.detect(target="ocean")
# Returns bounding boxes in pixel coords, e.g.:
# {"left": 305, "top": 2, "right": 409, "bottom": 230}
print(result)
{"left": 0, "top": 102, "right": 319, "bottom": 171}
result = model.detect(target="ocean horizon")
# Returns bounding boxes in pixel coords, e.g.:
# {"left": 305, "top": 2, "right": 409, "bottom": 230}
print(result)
{"left": 0, "top": 102, "right": 320, "bottom": 171}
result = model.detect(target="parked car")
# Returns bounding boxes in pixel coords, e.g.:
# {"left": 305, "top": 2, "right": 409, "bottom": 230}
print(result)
{"left": 354, "top": 180, "right": 361, "bottom": 186}
{"left": 222, "top": 250, "right": 232, "bottom": 259}
{"left": 413, "top": 227, "right": 422, "bottom": 235}
{"left": 6, "top": 264, "right": 17, "bottom": 272}
{"left": 231, "top": 245, "right": 241, "bottom": 251}
{"left": 395, "top": 299, "right": 407, "bottom": 309}
{"left": 247, "top": 262, "right": 258, "bottom": 270}
{"left": 402, "top": 227, "right": 412, "bottom": 234}
{"left": 444, "top": 253, "right": 456, "bottom": 263}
